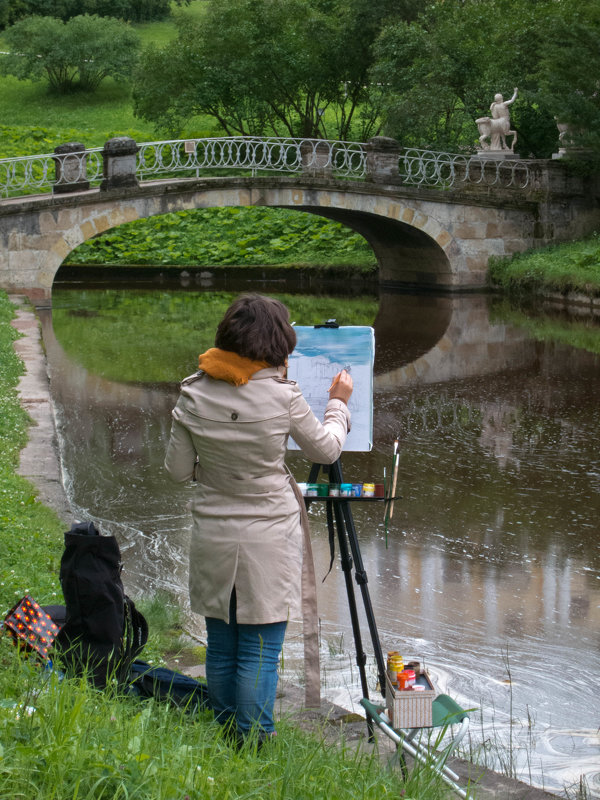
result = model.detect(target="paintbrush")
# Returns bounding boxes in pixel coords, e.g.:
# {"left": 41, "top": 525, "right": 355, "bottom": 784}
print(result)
{"left": 328, "top": 365, "right": 351, "bottom": 392}
{"left": 384, "top": 438, "right": 399, "bottom": 524}
{"left": 389, "top": 450, "right": 399, "bottom": 520}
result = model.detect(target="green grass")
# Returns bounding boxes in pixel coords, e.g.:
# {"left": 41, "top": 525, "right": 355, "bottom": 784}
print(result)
{"left": 135, "top": 0, "right": 208, "bottom": 46}
{"left": 0, "top": 78, "right": 221, "bottom": 155}
{"left": 0, "top": 80, "right": 156, "bottom": 154}
{"left": 2, "top": 639, "right": 451, "bottom": 800}
{"left": 0, "top": 294, "right": 65, "bottom": 610}
{"left": 489, "top": 234, "right": 600, "bottom": 296}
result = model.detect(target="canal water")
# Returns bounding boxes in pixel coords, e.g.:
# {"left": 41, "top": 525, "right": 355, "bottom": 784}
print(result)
{"left": 40, "top": 278, "right": 599, "bottom": 798}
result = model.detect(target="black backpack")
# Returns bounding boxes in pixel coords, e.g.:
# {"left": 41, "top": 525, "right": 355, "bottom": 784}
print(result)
{"left": 53, "top": 521, "right": 148, "bottom": 689}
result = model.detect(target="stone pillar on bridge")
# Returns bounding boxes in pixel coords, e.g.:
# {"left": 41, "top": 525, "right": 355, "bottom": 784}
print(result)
{"left": 53, "top": 143, "right": 89, "bottom": 194}
{"left": 365, "top": 137, "right": 401, "bottom": 183}
{"left": 100, "top": 137, "right": 139, "bottom": 191}
{"left": 300, "top": 140, "right": 333, "bottom": 177}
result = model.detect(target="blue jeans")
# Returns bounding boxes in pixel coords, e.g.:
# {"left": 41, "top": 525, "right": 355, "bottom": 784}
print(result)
{"left": 205, "top": 590, "right": 287, "bottom": 734}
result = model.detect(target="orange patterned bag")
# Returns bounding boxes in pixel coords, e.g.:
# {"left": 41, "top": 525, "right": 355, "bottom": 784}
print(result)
{"left": 3, "top": 595, "right": 59, "bottom": 660}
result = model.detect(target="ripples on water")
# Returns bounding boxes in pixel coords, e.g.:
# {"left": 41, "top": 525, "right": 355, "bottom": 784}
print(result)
{"left": 42, "top": 286, "right": 600, "bottom": 798}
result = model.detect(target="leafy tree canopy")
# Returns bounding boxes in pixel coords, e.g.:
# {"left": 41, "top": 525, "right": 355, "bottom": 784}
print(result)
{"left": 0, "top": 14, "right": 141, "bottom": 93}
{"left": 1, "top": 0, "right": 189, "bottom": 26}
{"left": 369, "top": 0, "right": 583, "bottom": 157}
{"left": 133, "top": 0, "right": 415, "bottom": 140}
{"left": 537, "top": 0, "right": 600, "bottom": 156}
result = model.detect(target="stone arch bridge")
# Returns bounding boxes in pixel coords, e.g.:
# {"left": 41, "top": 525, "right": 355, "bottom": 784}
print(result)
{"left": 1, "top": 136, "right": 598, "bottom": 300}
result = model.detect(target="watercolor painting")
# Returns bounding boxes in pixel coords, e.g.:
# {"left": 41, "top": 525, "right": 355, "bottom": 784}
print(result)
{"left": 287, "top": 326, "right": 374, "bottom": 452}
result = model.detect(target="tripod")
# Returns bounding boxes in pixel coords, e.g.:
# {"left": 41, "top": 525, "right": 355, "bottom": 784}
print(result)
{"left": 306, "top": 458, "right": 387, "bottom": 736}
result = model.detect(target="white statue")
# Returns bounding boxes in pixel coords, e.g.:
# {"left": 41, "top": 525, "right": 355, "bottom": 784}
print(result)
{"left": 556, "top": 119, "right": 571, "bottom": 145}
{"left": 476, "top": 88, "right": 518, "bottom": 151}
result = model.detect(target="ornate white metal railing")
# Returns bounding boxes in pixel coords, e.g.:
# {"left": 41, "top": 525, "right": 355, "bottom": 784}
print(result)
{"left": 0, "top": 136, "right": 530, "bottom": 198}
{"left": 0, "top": 148, "right": 103, "bottom": 198}
{"left": 136, "top": 137, "right": 367, "bottom": 179}
{"left": 400, "top": 148, "right": 530, "bottom": 189}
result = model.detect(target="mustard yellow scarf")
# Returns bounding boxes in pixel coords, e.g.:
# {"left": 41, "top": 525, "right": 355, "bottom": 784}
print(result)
{"left": 198, "top": 348, "right": 270, "bottom": 386}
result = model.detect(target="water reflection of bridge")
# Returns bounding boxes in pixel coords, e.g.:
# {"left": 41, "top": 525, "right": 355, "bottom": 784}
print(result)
{"left": 40, "top": 292, "right": 599, "bottom": 467}
{"left": 374, "top": 293, "right": 536, "bottom": 389}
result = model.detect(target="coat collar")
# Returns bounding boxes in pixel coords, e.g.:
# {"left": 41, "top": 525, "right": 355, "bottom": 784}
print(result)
{"left": 249, "top": 365, "right": 287, "bottom": 380}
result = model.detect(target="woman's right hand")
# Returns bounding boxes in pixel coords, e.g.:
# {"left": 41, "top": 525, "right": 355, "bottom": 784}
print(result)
{"left": 328, "top": 369, "right": 353, "bottom": 404}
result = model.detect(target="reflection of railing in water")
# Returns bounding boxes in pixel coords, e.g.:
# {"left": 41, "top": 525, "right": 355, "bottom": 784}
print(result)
{"left": 396, "top": 391, "right": 586, "bottom": 459}
{"left": 396, "top": 394, "right": 483, "bottom": 435}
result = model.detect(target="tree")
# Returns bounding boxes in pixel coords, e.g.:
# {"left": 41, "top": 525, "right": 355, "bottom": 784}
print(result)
{"left": 133, "top": 0, "right": 415, "bottom": 140}
{"left": 0, "top": 14, "right": 140, "bottom": 93}
{"left": 369, "top": 0, "right": 559, "bottom": 156}
{"left": 1, "top": 0, "right": 189, "bottom": 27}
{"left": 538, "top": 0, "right": 600, "bottom": 157}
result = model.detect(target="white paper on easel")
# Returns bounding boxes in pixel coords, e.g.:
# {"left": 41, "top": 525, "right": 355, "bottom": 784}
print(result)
{"left": 287, "top": 326, "right": 374, "bottom": 452}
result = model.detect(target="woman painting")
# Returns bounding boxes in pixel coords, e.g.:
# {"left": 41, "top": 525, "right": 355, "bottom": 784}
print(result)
{"left": 164, "top": 294, "right": 352, "bottom": 744}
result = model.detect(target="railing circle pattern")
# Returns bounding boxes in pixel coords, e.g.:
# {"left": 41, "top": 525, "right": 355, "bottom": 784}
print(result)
{"left": 0, "top": 137, "right": 530, "bottom": 198}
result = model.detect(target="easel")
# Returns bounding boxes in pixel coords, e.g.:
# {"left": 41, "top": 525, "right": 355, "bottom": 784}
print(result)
{"left": 306, "top": 458, "right": 387, "bottom": 738}
{"left": 291, "top": 320, "right": 386, "bottom": 737}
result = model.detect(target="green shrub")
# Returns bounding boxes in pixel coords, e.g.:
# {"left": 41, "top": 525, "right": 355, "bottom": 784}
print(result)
{"left": 1, "top": 14, "right": 140, "bottom": 93}
{"left": 65, "top": 206, "right": 376, "bottom": 269}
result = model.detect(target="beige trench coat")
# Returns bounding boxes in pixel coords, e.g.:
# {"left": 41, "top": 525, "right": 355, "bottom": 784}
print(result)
{"left": 164, "top": 366, "right": 350, "bottom": 625}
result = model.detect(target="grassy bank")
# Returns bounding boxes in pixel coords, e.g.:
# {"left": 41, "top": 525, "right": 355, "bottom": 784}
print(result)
{"left": 489, "top": 234, "right": 600, "bottom": 297}
{"left": 0, "top": 295, "right": 64, "bottom": 607}
{"left": 0, "top": 643, "right": 416, "bottom": 800}
{"left": 0, "top": 292, "right": 456, "bottom": 798}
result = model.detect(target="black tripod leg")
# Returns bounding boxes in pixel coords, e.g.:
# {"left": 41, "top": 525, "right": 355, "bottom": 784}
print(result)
{"left": 338, "top": 500, "right": 387, "bottom": 696}
{"left": 329, "top": 496, "right": 375, "bottom": 741}
{"left": 307, "top": 463, "right": 321, "bottom": 484}
{"left": 306, "top": 460, "right": 385, "bottom": 741}
{"left": 330, "top": 460, "right": 387, "bottom": 697}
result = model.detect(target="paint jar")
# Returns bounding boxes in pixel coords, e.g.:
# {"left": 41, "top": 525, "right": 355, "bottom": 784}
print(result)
{"left": 387, "top": 653, "right": 404, "bottom": 686}
{"left": 340, "top": 483, "right": 353, "bottom": 496}
{"left": 316, "top": 483, "right": 329, "bottom": 497}
{"left": 306, "top": 484, "right": 319, "bottom": 497}
{"left": 374, "top": 483, "right": 385, "bottom": 497}
{"left": 363, "top": 483, "right": 375, "bottom": 497}
{"left": 329, "top": 484, "right": 340, "bottom": 496}
{"left": 351, "top": 483, "right": 363, "bottom": 497}
{"left": 398, "top": 669, "right": 415, "bottom": 690}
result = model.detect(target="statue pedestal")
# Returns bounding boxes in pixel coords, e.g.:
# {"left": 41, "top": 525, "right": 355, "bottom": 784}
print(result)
{"left": 475, "top": 150, "right": 521, "bottom": 160}
{"left": 552, "top": 148, "right": 593, "bottom": 161}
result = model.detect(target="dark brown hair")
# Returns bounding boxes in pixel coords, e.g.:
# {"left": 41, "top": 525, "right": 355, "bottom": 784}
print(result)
{"left": 215, "top": 294, "right": 296, "bottom": 366}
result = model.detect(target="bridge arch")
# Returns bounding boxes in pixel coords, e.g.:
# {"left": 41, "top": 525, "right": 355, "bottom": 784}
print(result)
{"left": 2, "top": 178, "right": 463, "bottom": 299}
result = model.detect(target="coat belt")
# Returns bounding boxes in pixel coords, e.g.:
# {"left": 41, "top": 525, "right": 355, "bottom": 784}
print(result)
{"left": 195, "top": 470, "right": 289, "bottom": 494}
